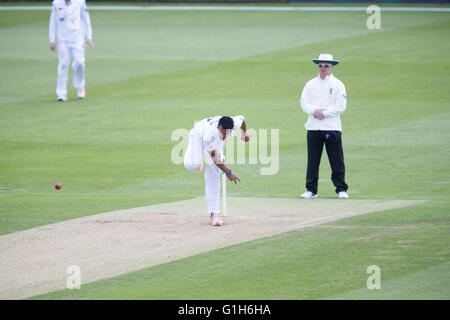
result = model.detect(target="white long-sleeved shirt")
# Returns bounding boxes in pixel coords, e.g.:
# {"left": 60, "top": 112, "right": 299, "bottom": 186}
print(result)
{"left": 49, "top": 0, "right": 92, "bottom": 44}
{"left": 194, "top": 115, "right": 245, "bottom": 154}
{"left": 300, "top": 74, "right": 347, "bottom": 131}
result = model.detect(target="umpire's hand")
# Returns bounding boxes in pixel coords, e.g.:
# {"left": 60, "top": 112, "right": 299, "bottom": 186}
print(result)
{"left": 314, "top": 109, "right": 325, "bottom": 120}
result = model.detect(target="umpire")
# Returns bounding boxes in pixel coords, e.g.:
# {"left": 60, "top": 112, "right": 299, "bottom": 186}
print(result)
{"left": 299, "top": 54, "right": 349, "bottom": 199}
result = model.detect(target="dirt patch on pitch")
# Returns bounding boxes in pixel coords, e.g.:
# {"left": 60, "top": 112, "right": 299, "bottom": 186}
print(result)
{"left": 0, "top": 197, "right": 424, "bottom": 299}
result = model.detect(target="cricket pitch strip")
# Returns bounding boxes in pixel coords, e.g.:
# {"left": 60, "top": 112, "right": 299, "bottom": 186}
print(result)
{"left": 0, "top": 197, "right": 424, "bottom": 299}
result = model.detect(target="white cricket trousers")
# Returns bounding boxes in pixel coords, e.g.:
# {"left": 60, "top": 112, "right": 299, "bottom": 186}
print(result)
{"left": 184, "top": 128, "right": 222, "bottom": 215}
{"left": 56, "top": 41, "right": 86, "bottom": 97}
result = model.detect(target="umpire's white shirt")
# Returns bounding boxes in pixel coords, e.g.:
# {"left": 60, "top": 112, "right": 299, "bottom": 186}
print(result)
{"left": 49, "top": 0, "right": 92, "bottom": 47}
{"left": 300, "top": 74, "right": 347, "bottom": 131}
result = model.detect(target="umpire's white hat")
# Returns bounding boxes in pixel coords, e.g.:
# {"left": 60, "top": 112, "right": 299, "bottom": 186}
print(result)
{"left": 312, "top": 53, "right": 339, "bottom": 65}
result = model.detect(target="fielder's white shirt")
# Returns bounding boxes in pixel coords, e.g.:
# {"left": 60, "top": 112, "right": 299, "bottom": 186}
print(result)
{"left": 195, "top": 115, "right": 245, "bottom": 154}
{"left": 300, "top": 74, "right": 347, "bottom": 131}
{"left": 49, "top": 0, "right": 93, "bottom": 45}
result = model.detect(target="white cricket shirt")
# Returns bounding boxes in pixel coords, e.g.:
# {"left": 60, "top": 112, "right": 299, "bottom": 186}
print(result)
{"left": 49, "top": 0, "right": 93, "bottom": 44}
{"left": 194, "top": 115, "right": 245, "bottom": 154}
{"left": 300, "top": 74, "right": 347, "bottom": 131}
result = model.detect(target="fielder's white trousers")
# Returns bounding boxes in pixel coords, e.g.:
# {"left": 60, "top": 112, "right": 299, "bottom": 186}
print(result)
{"left": 184, "top": 128, "right": 222, "bottom": 215}
{"left": 56, "top": 41, "right": 86, "bottom": 97}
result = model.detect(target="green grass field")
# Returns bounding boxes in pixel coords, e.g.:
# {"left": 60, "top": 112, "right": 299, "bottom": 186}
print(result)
{"left": 0, "top": 4, "right": 449, "bottom": 300}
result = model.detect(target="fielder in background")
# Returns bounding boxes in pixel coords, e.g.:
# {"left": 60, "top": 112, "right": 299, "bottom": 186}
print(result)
{"left": 300, "top": 54, "right": 349, "bottom": 199}
{"left": 184, "top": 116, "right": 250, "bottom": 226}
{"left": 49, "top": 0, "right": 94, "bottom": 102}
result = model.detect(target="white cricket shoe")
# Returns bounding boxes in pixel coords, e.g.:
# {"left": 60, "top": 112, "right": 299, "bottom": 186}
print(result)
{"left": 301, "top": 191, "right": 318, "bottom": 199}
{"left": 337, "top": 191, "right": 349, "bottom": 199}
{"left": 210, "top": 213, "right": 223, "bottom": 226}
{"left": 77, "top": 89, "right": 86, "bottom": 99}
{"left": 57, "top": 95, "right": 67, "bottom": 102}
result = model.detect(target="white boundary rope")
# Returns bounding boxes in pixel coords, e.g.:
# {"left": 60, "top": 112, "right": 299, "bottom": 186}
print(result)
{"left": 0, "top": 6, "right": 449, "bottom": 12}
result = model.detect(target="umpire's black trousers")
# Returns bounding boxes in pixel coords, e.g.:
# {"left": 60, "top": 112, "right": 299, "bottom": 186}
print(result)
{"left": 306, "top": 130, "right": 348, "bottom": 194}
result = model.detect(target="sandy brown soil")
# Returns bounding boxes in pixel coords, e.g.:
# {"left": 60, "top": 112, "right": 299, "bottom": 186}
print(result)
{"left": 0, "top": 197, "right": 424, "bottom": 299}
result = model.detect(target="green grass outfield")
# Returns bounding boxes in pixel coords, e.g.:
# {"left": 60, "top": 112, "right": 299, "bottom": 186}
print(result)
{"left": 0, "top": 4, "right": 449, "bottom": 299}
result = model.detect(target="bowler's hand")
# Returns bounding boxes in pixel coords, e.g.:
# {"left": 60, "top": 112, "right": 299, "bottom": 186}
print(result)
{"left": 227, "top": 172, "right": 241, "bottom": 184}
{"left": 50, "top": 42, "right": 57, "bottom": 52}
{"left": 314, "top": 109, "right": 325, "bottom": 120}
{"left": 241, "top": 132, "right": 250, "bottom": 142}
{"left": 86, "top": 39, "right": 94, "bottom": 50}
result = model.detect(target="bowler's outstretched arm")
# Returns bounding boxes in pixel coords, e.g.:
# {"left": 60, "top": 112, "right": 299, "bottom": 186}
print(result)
{"left": 209, "top": 150, "right": 241, "bottom": 184}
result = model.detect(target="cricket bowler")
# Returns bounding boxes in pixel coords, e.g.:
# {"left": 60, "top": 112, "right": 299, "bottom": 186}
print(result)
{"left": 184, "top": 116, "right": 250, "bottom": 226}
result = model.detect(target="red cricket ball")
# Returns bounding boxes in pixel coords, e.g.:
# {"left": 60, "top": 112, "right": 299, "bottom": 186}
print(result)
{"left": 55, "top": 183, "right": 62, "bottom": 190}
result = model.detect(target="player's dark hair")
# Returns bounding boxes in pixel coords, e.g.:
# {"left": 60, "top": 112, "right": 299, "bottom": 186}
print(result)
{"left": 218, "top": 116, "right": 234, "bottom": 130}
